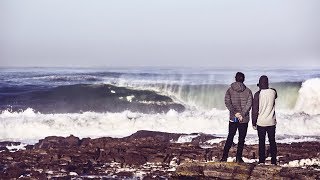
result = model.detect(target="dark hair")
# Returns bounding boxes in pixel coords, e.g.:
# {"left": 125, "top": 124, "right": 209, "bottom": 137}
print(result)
{"left": 235, "top": 72, "right": 245, "bottom": 83}
{"left": 257, "top": 75, "right": 269, "bottom": 89}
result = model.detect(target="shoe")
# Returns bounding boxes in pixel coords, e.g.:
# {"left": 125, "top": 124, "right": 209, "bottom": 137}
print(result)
{"left": 236, "top": 157, "right": 244, "bottom": 163}
{"left": 258, "top": 161, "right": 265, "bottom": 165}
{"left": 220, "top": 157, "right": 227, "bottom": 162}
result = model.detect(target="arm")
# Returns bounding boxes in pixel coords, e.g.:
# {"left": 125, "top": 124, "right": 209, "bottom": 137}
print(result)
{"left": 225, "top": 88, "right": 236, "bottom": 116}
{"left": 251, "top": 91, "right": 260, "bottom": 126}
{"left": 241, "top": 90, "right": 253, "bottom": 118}
{"left": 270, "top": 88, "right": 277, "bottom": 99}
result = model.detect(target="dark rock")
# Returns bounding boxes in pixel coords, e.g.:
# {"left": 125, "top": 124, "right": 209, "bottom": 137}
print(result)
{"left": 1, "top": 131, "right": 320, "bottom": 179}
{"left": 34, "top": 135, "right": 80, "bottom": 149}
{"left": 115, "top": 171, "right": 133, "bottom": 178}
{"left": 127, "top": 130, "right": 184, "bottom": 142}
{"left": 175, "top": 162, "right": 320, "bottom": 179}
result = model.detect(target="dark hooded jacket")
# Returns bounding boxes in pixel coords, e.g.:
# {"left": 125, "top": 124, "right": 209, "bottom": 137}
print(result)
{"left": 225, "top": 82, "right": 253, "bottom": 123}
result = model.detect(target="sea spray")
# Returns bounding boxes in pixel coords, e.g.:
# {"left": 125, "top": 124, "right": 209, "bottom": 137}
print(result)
{"left": 1, "top": 108, "right": 319, "bottom": 142}
{"left": 295, "top": 78, "right": 320, "bottom": 115}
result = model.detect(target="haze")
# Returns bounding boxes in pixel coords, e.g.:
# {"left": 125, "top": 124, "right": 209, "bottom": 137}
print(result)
{"left": 1, "top": 0, "right": 319, "bottom": 67}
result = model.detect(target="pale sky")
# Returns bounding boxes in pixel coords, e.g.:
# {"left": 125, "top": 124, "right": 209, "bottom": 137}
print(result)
{"left": 1, "top": 0, "right": 319, "bottom": 67}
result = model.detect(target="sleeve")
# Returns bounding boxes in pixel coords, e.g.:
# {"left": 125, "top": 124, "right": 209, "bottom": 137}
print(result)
{"left": 241, "top": 89, "right": 253, "bottom": 118}
{"left": 225, "top": 88, "right": 236, "bottom": 116}
{"left": 251, "top": 91, "right": 260, "bottom": 126}
{"left": 270, "top": 88, "right": 277, "bottom": 99}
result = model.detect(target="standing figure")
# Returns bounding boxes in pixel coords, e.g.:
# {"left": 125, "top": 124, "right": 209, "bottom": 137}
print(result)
{"left": 221, "top": 72, "right": 253, "bottom": 163}
{"left": 252, "top": 75, "right": 278, "bottom": 165}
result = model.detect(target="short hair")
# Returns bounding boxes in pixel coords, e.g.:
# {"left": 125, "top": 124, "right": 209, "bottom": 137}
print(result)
{"left": 258, "top": 75, "right": 269, "bottom": 89}
{"left": 235, "top": 72, "right": 245, "bottom": 83}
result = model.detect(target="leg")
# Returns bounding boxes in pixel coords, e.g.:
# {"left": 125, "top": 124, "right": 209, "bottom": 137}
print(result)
{"left": 236, "top": 123, "right": 248, "bottom": 160}
{"left": 257, "top": 126, "right": 267, "bottom": 163}
{"left": 267, "top": 125, "right": 277, "bottom": 164}
{"left": 222, "top": 122, "right": 237, "bottom": 160}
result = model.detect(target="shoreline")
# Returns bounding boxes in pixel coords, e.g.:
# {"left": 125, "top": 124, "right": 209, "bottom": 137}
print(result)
{"left": 0, "top": 130, "right": 319, "bottom": 179}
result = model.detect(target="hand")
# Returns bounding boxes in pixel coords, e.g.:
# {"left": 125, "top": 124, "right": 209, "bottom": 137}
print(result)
{"left": 252, "top": 125, "right": 257, "bottom": 130}
{"left": 238, "top": 115, "right": 243, "bottom": 122}
{"left": 235, "top": 113, "right": 241, "bottom": 118}
{"left": 235, "top": 113, "right": 243, "bottom": 122}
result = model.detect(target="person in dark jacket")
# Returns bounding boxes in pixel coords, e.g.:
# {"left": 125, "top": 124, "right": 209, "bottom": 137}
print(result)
{"left": 252, "top": 75, "right": 278, "bottom": 165}
{"left": 221, "top": 72, "right": 253, "bottom": 163}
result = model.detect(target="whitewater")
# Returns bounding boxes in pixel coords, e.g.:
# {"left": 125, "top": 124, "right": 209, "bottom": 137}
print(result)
{"left": 0, "top": 67, "right": 319, "bottom": 143}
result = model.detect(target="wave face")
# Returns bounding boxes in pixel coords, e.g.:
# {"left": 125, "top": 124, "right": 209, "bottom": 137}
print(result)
{"left": 0, "top": 67, "right": 319, "bottom": 141}
{"left": 0, "top": 84, "right": 184, "bottom": 114}
{"left": 116, "top": 82, "right": 302, "bottom": 111}
{"left": 1, "top": 67, "right": 318, "bottom": 112}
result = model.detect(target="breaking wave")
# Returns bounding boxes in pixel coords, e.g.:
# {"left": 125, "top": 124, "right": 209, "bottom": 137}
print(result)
{"left": 294, "top": 78, "right": 320, "bottom": 115}
{"left": 113, "top": 79, "right": 319, "bottom": 113}
{"left": 0, "top": 108, "right": 319, "bottom": 142}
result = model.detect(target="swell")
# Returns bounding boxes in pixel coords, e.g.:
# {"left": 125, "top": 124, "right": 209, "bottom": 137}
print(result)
{"left": 0, "top": 84, "right": 185, "bottom": 114}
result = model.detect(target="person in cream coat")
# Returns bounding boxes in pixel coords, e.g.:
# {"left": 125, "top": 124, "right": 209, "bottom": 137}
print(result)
{"left": 252, "top": 75, "right": 278, "bottom": 165}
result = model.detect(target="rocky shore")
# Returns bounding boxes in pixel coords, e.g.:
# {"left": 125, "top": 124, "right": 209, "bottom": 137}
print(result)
{"left": 0, "top": 130, "right": 319, "bottom": 179}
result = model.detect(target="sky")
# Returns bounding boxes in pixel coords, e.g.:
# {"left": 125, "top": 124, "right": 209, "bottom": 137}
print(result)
{"left": 1, "top": 0, "right": 320, "bottom": 68}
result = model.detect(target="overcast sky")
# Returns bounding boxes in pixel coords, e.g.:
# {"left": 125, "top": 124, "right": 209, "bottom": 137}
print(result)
{"left": 1, "top": 0, "right": 319, "bottom": 67}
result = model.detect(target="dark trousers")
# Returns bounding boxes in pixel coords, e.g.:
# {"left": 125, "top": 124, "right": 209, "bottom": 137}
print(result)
{"left": 222, "top": 122, "right": 248, "bottom": 159}
{"left": 257, "top": 125, "right": 277, "bottom": 164}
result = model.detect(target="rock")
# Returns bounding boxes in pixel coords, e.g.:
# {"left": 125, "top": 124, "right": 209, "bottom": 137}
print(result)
{"left": 115, "top": 171, "right": 133, "bottom": 178}
{"left": 123, "top": 151, "right": 147, "bottom": 165}
{"left": 175, "top": 163, "right": 204, "bottom": 177}
{"left": 127, "top": 130, "right": 183, "bottom": 142}
{"left": 203, "top": 162, "right": 255, "bottom": 179}
{"left": 34, "top": 135, "right": 80, "bottom": 149}
{"left": 250, "top": 164, "right": 282, "bottom": 179}
{"left": 1, "top": 131, "right": 320, "bottom": 179}
{"left": 175, "top": 162, "right": 320, "bottom": 179}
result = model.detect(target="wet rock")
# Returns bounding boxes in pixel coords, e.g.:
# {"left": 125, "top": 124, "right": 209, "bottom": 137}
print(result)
{"left": 127, "top": 130, "right": 183, "bottom": 142}
{"left": 175, "top": 162, "right": 320, "bottom": 179}
{"left": 115, "top": 171, "right": 133, "bottom": 178}
{"left": 0, "top": 131, "right": 319, "bottom": 179}
{"left": 34, "top": 135, "right": 80, "bottom": 149}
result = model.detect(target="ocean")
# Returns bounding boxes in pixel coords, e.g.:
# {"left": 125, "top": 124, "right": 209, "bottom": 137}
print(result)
{"left": 0, "top": 67, "right": 319, "bottom": 144}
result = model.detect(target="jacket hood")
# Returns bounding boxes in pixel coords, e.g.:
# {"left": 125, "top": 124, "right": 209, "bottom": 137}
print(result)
{"left": 231, "top": 82, "right": 246, "bottom": 92}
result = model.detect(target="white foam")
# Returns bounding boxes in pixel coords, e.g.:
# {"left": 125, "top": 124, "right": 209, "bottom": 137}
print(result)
{"left": 0, "top": 108, "right": 319, "bottom": 142}
{"left": 175, "top": 134, "right": 199, "bottom": 143}
{"left": 276, "top": 137, "right": 319, "bottom": 144}
{"left": 126, "top": 95, "right": 135, "bottom": 102}
{"left": 6, "top": 143, "right": 27, "bottom": 152}
{"left": 205, "top": 138, "right": 225, "bottom": 144}
{"left": 69, "top": 172, "right": 78, "bottom": 176}
{"left": 282, "top": 158, "right": 320, "bottom": 168}
{"left": 295, "top": 78, "right": 320, "bottom": 115}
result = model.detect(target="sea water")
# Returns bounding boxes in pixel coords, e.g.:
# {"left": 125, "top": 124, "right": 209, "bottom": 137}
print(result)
{"left": 0, "top": 67, "right": 319, "bottom": 144}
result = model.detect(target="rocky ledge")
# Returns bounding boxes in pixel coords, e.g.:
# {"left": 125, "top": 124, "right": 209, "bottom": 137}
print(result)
{"left": 0, "top": 130, "right": 319, "bottom": 179}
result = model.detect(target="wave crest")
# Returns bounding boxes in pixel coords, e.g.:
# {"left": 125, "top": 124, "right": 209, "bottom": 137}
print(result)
{"left": 0, "top": 108, "right": 319, "bottom": 142}
{"left": 295, "top": 78, "right": 320, "bottom": 115}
